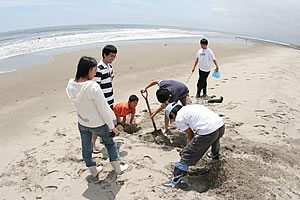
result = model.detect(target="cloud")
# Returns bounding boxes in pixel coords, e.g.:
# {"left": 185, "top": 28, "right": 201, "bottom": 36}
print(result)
{"left": 211, "top": 7, "right": 230, "bottom": 16}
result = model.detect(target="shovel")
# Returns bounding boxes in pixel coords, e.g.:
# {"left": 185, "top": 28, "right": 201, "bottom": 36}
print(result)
{"left": 185, "top": 72, "right": 194, "bottom": 83}
{"left": 140, "top": 91, "right": 171, "bottom": 145}
{"left": 140, "top": 90, "right": 158, "bottom": 132}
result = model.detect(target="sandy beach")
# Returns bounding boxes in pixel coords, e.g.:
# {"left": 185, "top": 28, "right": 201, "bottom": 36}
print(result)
{"left": 0, "top": 39, "right": 300, "bottom": 200}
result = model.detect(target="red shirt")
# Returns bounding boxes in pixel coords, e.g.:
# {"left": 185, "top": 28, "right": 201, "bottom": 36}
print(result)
{"left": 113, "top": 102, "right": 136, "bottom": 117}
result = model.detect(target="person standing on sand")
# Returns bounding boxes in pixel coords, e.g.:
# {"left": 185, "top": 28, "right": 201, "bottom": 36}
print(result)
{"left": 141, "top": 79, "right": 190, "bottom": 132}
{"left": 92, "top": 45, "right": 117, "bottom": 152}
{"left": 192, "top": 38, "right": 220, "bottom": 99}
{"left": 66, "top": 56, "right": 128, "bottom": 177}
{"left": 163, "top": 102, "right": 225, "bottom": 188}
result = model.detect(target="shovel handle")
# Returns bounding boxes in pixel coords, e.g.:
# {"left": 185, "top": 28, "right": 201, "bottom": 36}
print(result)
{"left": 140, "top": 90, "right": 157, "bottom": 131}
{"left": 140, "top": 90, "right": 148, "bottom": 99}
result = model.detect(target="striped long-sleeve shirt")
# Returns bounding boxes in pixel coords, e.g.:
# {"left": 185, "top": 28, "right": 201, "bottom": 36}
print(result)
{"left": 93, "top": 60, "right": 114, "bottom": 107}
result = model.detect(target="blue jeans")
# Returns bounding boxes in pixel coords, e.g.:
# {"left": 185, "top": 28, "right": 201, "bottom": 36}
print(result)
{"left": 78, "top": 123, "right": 119, "bottom": 167}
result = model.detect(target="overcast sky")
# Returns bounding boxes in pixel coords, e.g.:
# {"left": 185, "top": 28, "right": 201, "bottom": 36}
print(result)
{"left": 0, "top": 0, "right": 299, "bottom": 44}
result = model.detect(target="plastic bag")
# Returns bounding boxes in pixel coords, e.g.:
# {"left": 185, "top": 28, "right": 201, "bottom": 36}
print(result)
{"left": 212, "top": 70, "right": 221, "bottom": 78}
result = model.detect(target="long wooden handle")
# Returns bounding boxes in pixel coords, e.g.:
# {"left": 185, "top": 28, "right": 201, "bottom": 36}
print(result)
{"left": 140, "top": 91, "right": 157, "bottom": 131}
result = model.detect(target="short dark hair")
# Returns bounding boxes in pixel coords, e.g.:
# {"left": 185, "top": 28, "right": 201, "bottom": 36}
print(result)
{"left": 129, "top": 95, "right": 139, "bottom": 102}
{"left": 75, "top": 56, "right": 97, "bottom": 81}
{"left": 200, "top": 38, "right": 208, "bottom": 45}
{"left": 102, "top": 45, "right": 117, "bottom": 58}
{"left": 169, "top": 105, "right": 183, "bottom": 120}
{"left": 156, "top": 89, "right": 171, "bottom": 103}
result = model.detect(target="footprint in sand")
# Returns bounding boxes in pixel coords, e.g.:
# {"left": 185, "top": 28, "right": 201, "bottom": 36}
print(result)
{"left": 253, "top": 124, "right": 266, "bottom": 128}
{"left": 269, "top": 99, "right": 278, "bottom": 104}
{"left": 43, "top": 115, "right": 57, "bottom": 125}
{"left": 231, "top": 76, "right": 238, "bottom": 79}
{"left": 261, "top": 114, "right": 273, "bottom": 121}
{"left": 33, "top": 128, "right": 48, "bottom": 135}
{"left": 209, "top": 87, "right": 215, "bottom": 90}
{"left": 134, "top": 155, "right": 157, "bottom": 169}
{"left": 259, "top": 130, "right": 270, "bottom": 135}
{"left": 142, "top": 155, "right": 156, "bottom": 164}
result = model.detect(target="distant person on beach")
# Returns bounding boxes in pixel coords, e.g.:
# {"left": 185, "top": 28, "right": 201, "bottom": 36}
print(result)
{"left": 141, "top": 80, "right": 190, "bottom": 132}
{"left": 92, "top": 44, "right": 117, "bottom": 152}
{"left": 113, "top": 95, "right": 139, "bottom": 127}
{"left": 66, "top": 56, "right": 128, "bottom": 177}
{"left": 163, "top": 102, "right": 225, "bottom": 188}
{"left": 192, "top": 38, "right": 220, "bottom": 99}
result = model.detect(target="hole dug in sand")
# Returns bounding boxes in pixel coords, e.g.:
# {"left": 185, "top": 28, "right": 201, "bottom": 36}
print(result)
{"left": 123, "top": 124, "right": 142, "bottom": 134}
{"left": 139, "top": 129, "right": 187, "bottom": 148}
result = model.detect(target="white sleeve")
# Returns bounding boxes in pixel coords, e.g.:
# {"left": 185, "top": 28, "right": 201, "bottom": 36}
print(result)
{"left": 195, "top": 50, "right": 200, "bottom": 59}
{"left": 91, "top": 84, "right": 116, "bottom": 129}
{"left": 210, "top": 49, "right": 216, "bottom": 60}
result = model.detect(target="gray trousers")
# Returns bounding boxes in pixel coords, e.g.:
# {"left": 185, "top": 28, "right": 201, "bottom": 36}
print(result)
{"left": 180, "top": 125, "right": 225, "bottom": 166}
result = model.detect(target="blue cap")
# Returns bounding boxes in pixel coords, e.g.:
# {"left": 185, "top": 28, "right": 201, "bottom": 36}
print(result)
{"left": 165, "top": 102, "right": 178, "bottom": 119}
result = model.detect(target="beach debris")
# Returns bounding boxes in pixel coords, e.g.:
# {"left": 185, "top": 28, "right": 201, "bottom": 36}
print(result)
{"left": 208, "top": 96, "right": 224, "bottom": 103}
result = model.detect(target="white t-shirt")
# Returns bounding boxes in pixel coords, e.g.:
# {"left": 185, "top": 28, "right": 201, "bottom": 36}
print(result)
{"left": 175, "top": 105, "right": 224, "bottom": 136}
{"left": 196, "top": 48, "right": 216, "bottom": 72}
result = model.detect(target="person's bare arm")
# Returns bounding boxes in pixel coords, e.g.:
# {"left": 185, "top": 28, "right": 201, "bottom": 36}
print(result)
{"left": 150, "top": 103, "right": 166, "bottom": 118}
{"left": 129, "top": 114, "right": 135, "bottom": 124}
{"left": 192, "top": 58, "right": 199, "bottom": 73}
{"left": 184, "top": 128, "right": 194, "bottom": 143}
{"left": 213, "top": 60, "right": 219, "bottom": 72}
{"left": 141, "top": 80, "right": 159, "bottom": 93}
{"left": 122, "top": 116, "right": 126, "bottom": 127}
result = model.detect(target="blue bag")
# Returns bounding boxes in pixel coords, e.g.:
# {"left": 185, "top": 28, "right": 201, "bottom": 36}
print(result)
{"left": 212, "top": 70, "right": 220, "bottom": 78}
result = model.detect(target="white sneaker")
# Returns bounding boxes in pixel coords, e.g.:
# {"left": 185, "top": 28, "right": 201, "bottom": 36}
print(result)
{"left": 110, "top": 161, "right": 129, "bottom": 175}
{"left": 88, "top": 166, "right": 103, "bottom": 177}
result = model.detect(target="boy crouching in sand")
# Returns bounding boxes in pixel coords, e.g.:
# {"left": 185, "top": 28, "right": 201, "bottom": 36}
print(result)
{"left": 163, "top": 102, "right": 225, "bottom": 188}
{"left": 113, "top": 95, "right": 139, "bottom": 127}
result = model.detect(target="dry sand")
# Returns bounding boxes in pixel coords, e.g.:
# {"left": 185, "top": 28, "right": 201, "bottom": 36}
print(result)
{"left": 0, "top": 39, "right": 300, "bottom": 200}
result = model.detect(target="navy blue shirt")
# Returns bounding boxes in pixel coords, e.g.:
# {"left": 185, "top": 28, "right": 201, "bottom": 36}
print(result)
{"left": 159, "top": 80, "right": 189, "bottom": 103}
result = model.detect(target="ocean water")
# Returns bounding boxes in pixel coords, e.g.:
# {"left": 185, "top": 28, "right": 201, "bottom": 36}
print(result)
{"left": 0, "top": 24, "right": 297, "bottom": 73}
{"left": 0, "top": 25, "right": 212, "bottom": 73}
{"left": 0, "top": 25, "right": 206, "bottom": 58}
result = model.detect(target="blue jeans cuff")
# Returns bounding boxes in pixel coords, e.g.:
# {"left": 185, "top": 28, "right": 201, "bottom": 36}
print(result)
{"left": 175, "top": 162, "right": 189, "bottom": 171}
